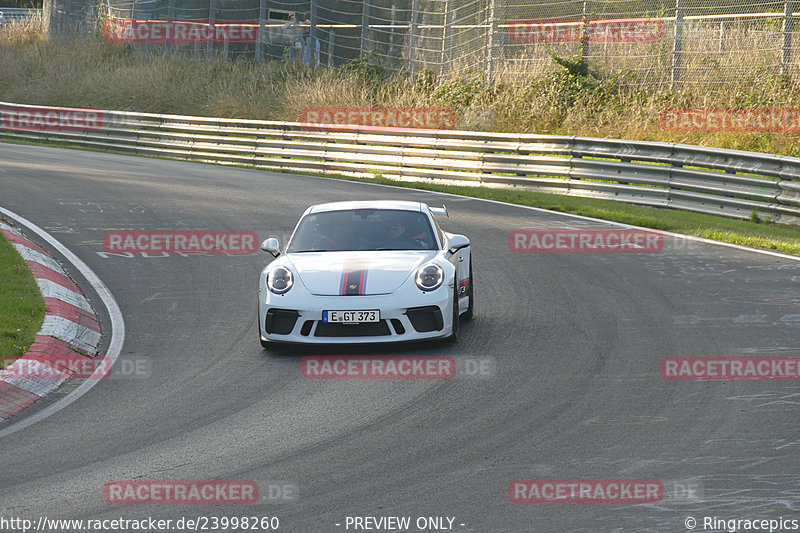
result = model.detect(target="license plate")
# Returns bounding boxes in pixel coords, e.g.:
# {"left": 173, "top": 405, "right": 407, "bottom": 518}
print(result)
{"left": 323, "top": 310, "right": 380, "bottom": 323}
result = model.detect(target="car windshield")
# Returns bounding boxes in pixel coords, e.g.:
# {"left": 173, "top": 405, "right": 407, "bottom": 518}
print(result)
{"left": 287, "top": 208, "right": 437, "bottom": 252}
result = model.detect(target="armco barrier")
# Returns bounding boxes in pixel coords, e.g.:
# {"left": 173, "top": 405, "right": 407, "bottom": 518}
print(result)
{"left": 1, "top": 101, "right": 800, "bottom": 225}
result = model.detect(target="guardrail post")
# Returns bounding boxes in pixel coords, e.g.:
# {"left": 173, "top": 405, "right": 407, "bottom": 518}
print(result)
{"left": 361, "top": 0, "right": 371, "bottom": 57}
{"left": 206, "top": 0, "right": 217, "bottom": 61}
{"left": 257, "top": 0, "right": 266, "bottom": 64}
{"left": 782, "top": 0, "right": 797, "bottom": 79}
{"left": 672, "top": 0, "right": 685, "bottom": 90}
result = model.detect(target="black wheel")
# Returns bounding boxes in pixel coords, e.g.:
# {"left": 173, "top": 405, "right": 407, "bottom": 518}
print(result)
{"left": 447, "top": 287, "right": 460, "bottom": 342}
{"left": 462, "top": 255, "right": 475, "bottom": 320}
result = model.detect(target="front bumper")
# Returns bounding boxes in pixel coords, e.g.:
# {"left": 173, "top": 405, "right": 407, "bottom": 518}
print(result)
{"left": 259, "top": 289, "right": 454, "bottom": 344}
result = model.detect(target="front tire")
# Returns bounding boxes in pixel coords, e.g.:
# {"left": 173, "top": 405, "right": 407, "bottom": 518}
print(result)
{"left": 447, "top": 288, "right": 460, "bottom": 342}
{"left": 462, "top": 255, "right": 474, "bottom": 320}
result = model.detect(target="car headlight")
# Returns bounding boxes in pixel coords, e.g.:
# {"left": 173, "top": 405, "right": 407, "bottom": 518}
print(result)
{"left": 267, "top": 267, "right": 294, "bottom": 294}
{"left": 415, "top": 264, "right": 444, "bottom": 291}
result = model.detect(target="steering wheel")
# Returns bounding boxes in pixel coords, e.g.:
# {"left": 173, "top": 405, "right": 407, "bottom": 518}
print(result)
{"left": 310, "top": 232, "right": 339, "bottom": 250}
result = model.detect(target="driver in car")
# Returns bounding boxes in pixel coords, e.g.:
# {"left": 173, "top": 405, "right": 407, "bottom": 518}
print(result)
{"left": 385, "top": 218, "right": 433, "bottom": 249}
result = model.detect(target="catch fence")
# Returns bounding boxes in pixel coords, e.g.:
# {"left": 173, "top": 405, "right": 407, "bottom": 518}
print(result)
{"left": 36, "top": 0, "right": 800, "bottom": 87}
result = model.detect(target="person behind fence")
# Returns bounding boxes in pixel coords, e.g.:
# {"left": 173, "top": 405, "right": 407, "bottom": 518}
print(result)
{"left": 301, "top": 11, "right": 321, "bottom": 67}
{"left": 283, "top": 12, "right": 303, "bottom": 62}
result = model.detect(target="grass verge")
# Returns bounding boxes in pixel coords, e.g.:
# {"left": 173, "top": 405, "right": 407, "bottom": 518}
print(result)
{"left": 0, "top": 224, "right": 46, "bottom": 369}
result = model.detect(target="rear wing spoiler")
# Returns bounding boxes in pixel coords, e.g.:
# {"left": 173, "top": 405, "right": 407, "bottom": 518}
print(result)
{"left": 429, "top": 205, "right": 448, "bottom": 218}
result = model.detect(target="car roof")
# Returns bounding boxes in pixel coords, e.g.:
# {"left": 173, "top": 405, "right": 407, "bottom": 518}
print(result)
{"left": 307, "top": 200, "right": 426, "bottom": 214}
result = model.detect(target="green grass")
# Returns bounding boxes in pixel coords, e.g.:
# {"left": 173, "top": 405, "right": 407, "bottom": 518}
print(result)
{"left": 0, "top": 225, "right": 46, "bottom": 369}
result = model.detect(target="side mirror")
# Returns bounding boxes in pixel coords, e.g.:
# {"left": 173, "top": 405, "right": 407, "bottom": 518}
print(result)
{"left": 448, "top": 234, "right": 470, "bottom": 255}
{"left": 261, "top": 238, "right": 281, "bottom": 257}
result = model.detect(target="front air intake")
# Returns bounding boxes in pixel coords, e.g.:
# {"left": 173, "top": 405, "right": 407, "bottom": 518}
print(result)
{"left": 405, "top": 306, "right": 444, "bottom": 332}
{"left": 265, "top": 309, "right": 299, "bottom": 335}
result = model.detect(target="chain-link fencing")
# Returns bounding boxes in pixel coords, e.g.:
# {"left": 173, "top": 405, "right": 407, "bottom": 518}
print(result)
{"left": 41, "top": 0, "right": 800, "bottom": 88}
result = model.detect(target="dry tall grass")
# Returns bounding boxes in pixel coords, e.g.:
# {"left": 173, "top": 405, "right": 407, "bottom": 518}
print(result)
{"left": 2, "top": 18, "right": 800, "bottom": 156}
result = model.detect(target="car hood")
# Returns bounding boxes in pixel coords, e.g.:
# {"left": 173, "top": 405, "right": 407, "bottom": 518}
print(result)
{"left": 285, "top": 251, "right": 437, "bottom": 296}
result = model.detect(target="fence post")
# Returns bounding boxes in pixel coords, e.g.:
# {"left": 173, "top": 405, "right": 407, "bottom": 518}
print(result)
{"left": 447, "top": 8, "right": 456, "bottom": 61}
{"left": 782, "top": 0, "right": 797, "bottom": 78}
{"left": 206, "top": 0, "right": 216, "bottom": 60}
{"left": 440, "top": 0, "right": 450, "bottom": 75}
{"left": 167, "top": 0, "right": 175, "bottom": 55}
{"left": 409, "top": 0, "right": 419, "bottom": 76}
{"left": 361, "top": 0, "right": 371, "bottom": 56}
{"left": 257, "top": 0, "right": 266, "bottom": 64}
{"left": 672, "top": 0, "right": 685, "bottom": 90}
{"left": 581, "top": 0, "right": 590, "bottom": 63}
{"left": 310, "top": 0, "right": 318, "bottom": 66}
{"left": 486, "top": 0, "right": 499, "bottom": 82}
{"left": 328, "top": 28, "right": 336, "bottom": 67}
{"left": 64, "top": 0, "right": 71, "bottom": 33}
{"left": 86, "top": 1, "right": 98, "bottom": 37}
{"left": 128, "top": 0, "right": 136, "bottom": 51}
{"left": 390, "top": 4, "right": 396, "bottom": 56}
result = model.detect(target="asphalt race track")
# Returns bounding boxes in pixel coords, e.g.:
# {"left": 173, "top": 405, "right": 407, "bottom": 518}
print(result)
{"left": 1, "top": 142, "right": 800, "bottom": 532}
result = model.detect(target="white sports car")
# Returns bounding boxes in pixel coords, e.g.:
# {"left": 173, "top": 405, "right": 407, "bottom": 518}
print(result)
{"left": 258, "top": 200, "right": 474, "bottom": 346}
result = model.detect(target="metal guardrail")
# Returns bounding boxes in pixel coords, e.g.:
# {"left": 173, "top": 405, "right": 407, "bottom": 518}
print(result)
{"left": 1, "top": 101, "right": 800, "bottom": 225}
{"left": 0, "top": 8, "right": 41, "bottom": 21}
